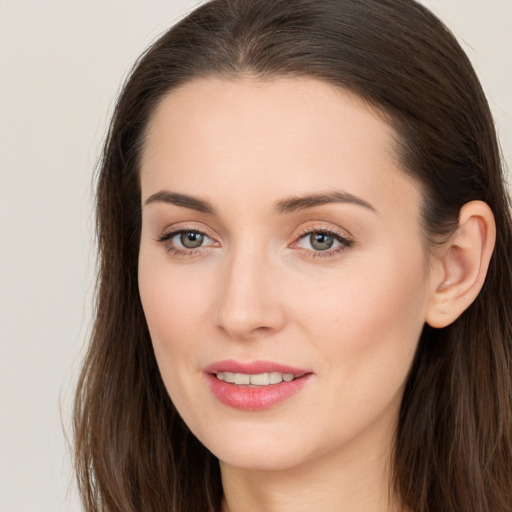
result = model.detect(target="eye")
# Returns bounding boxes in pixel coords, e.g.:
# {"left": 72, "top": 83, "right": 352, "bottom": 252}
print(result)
{"left": 293, "top": 228, "right": 353, "bottom": 257}
{"left": 303, "top": 232, "right": 338, "bottom": 251}
{"left": 177, "top": 230, "right": 206, "bottom": 249}
{"left": 157, "top": 228, "right": 218, "bottom": 255}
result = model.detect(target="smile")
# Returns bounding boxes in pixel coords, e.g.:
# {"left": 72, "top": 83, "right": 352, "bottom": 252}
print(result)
{"left": 215, "top": 371, "right": 302, "bottom": 386}
{"left": 204, "top": 360, "right": 312, "bottom": 411}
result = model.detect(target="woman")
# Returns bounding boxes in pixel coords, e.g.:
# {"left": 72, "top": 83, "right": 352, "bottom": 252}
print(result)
{"left": 73, "top": 0, "right": 512, "bottom": 511}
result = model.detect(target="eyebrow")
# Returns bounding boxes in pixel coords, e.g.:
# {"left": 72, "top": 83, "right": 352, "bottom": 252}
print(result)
{"left": 274, "top": 191, "right": 377, "bottom": 214}
{"left": 144, "top": 190, "right": 216, "bottom": 214}
{"left": 143, "top": 189, "right": 377, "bottom": 215}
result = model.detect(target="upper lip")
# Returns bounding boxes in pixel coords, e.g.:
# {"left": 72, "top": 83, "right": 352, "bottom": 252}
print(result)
{"left": 204, "top": 359, "right": 311, "bottom": 375}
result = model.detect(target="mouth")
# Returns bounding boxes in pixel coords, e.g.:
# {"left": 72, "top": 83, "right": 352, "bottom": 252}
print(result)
{"left": 214, "top": 371, "right": 305, "bottom": 387}
{"left": 204, "top": 360, "right": 312, "bottom": 411}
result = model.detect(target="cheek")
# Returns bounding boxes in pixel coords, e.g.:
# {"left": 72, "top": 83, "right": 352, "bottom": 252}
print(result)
{"left": 291, "top": 242, "right": 429, "bottom": 387}
{"left": 138, "top": 253, "right": 213, "bottom": 380}
{"left": 139, "top": 276, "right": 208, "bottom": 337}
{"left": 138, "top": 256, "right": 219, "bottom": 434}
{"left": 271, "top": 244, "right": 430, "bottom": 453}
{"left": 138, "top": 239, "right": 213, "bottom": 328}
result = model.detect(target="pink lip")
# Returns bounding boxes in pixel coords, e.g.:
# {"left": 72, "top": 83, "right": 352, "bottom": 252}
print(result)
{"left": 204, "top": 360, "right": 312, "bottom": 411}
{"left": 204, "top": 359, "right": 309, "bottom": 375}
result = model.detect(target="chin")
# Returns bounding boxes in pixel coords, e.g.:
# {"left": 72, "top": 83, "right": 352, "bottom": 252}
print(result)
{"left": 216, "top": 444, "right": 311, "bottom": 472}
{"left": 191, "top": 420, "right": 322, "bottom": 472}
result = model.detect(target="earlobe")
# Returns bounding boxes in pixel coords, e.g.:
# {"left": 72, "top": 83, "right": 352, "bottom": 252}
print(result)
{"left": 425, "top": 201, "right": 496, "bottom": 329}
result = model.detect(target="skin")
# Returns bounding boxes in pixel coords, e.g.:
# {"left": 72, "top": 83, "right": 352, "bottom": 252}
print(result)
{"left": 137, "top": 77, "right": 493, "bottom": 512}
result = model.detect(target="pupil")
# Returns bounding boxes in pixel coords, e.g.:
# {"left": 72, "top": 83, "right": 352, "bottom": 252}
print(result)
{"left": 310, "top": 233, "right": 333, "bottom": 251}
{"left": 181, "top": 231, "right": 204, "bottom": 248}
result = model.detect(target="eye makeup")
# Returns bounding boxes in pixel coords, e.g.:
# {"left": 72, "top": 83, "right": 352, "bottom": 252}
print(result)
{"left": 156, "top": 227, "right": 218, "bottom": 258}
{"left": 291, "top": 225, "right": 353, "bottom": 259}
{"left": 155, "top": 222, "right": 354, "bottom": 261}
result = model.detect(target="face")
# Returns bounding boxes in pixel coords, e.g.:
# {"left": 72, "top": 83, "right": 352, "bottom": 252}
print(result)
{"left": 138, "top": 77, "right": 433, "bottom": 472}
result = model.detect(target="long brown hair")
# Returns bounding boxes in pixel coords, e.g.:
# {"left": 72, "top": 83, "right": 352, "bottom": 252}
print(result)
{"left": 74, "top": 1, "right": 512, "bottom": 511}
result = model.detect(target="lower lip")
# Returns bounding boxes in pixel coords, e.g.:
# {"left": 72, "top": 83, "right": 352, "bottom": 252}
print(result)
{"left": 206, "top": 373, "right": 311, "bottom": 411}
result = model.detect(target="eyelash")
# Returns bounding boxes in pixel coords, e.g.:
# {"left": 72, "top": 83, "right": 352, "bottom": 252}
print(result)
{"left": 156, "top": 228, "right": 216, "bottom": 258}
{"left": 293, "top": 227, "right": 353, "bottom": 258}
{"left": 156, "top": 226, "right": 353, "bottom": 259}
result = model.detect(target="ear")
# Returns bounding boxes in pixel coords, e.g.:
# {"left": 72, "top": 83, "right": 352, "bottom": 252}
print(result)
{"left": 425, "top": 200, "right": 496, "bottom": 328}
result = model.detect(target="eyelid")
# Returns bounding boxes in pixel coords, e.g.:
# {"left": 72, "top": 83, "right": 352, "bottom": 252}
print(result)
{"left": 156, "top": 222, "right": 218, "bottom": 242}
{"left": 154, "top": 221, "right": 353, "bottom": 259}
{"left": 293, "top": 222, "right": 353, "bottom": 243}
{"left": 158, "top": 229, "right": 215, "bottom": 245}
{"left": 290, "top": 223, "right": 354, "bottom": 257}
{"left": 155, "top": 223, "right": 220, "bottom": 256}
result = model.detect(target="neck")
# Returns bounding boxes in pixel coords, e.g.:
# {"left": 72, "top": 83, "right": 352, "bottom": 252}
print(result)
{"left": 220, "top": 412, "right": 402, "bottom": 512}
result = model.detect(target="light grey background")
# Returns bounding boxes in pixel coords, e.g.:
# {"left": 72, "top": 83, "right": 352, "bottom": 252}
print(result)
{"left": 0, "top": 1, "right": 510, "bottom": 511}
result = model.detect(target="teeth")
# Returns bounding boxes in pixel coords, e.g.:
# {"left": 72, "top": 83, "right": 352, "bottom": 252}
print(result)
{"left": 250, "top": 373, "right": 269, "bottom": 386}
{"left": 223, "top": 372, "right": 235, "bottom": 383}
{"left": 234, "top": 373, "right": 251, "bottom": 385}
{"left": 269, "top": 372, "right": 282, "bottom": 384}
{"left": 216, "top": 371, "right": 298, "bottom": 386}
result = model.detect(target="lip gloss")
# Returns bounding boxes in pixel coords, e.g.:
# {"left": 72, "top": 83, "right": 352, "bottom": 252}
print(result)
{"left": 204, "top": 360, "right": 312, "bottom": 411}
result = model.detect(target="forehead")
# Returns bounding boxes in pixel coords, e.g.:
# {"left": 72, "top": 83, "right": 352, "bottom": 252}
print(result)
{"left": 140, "top": 76, "right": 420, "bottom": 219}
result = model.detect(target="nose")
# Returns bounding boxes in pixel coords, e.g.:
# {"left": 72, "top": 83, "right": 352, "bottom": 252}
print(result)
{"left": 215, "top": 245, "right": 286, "bottom": 340}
